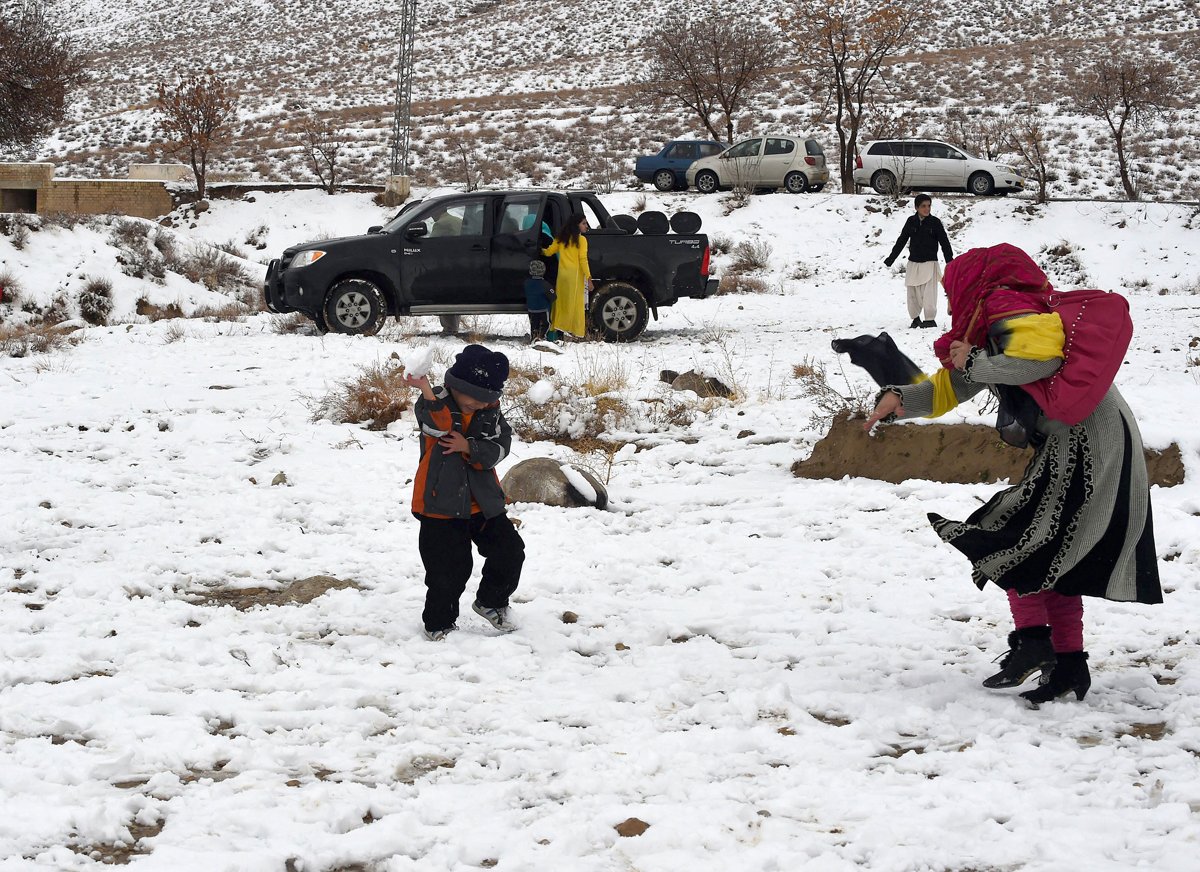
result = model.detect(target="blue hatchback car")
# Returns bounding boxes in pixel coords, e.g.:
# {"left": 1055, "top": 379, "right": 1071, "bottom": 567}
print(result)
{"left": 634, "top": 139, "right": 727, "bottom": 191}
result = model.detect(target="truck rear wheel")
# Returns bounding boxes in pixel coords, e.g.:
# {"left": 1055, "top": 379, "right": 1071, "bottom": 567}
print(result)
{"left": 590, "top": 282, "right": 649, "bottom": 342}
{"left": 323, "top": 279, "right": 387, "bottom": 336}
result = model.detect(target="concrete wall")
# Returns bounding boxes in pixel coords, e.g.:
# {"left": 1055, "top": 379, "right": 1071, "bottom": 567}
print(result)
{"left": 129, "top": 163, "right": 192, "bottom": 182}
{"left": 0, "top": 163, "right": 174, "bottom": 220}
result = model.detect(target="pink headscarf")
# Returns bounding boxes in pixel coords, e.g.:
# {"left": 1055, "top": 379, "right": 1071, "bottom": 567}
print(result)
{"left": 932, "top": 243, "right": 1054, "bottom": 369}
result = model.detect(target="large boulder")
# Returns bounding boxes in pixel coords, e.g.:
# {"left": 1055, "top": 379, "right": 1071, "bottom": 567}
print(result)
{"left": 502, "top": 457, "right": 608, "bottom": 509}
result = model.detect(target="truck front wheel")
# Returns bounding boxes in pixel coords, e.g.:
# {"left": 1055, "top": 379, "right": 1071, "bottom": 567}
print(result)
{"left": 323, "top": 279, "right": 387, "bottom": 336}
{"left": 590, "top": 282, "right": 649, "bottom": 342}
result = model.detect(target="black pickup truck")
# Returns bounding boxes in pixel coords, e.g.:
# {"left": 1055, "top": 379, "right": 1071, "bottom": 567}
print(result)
{"left": 263, "top": 190, "right": 718, "bottom": 341}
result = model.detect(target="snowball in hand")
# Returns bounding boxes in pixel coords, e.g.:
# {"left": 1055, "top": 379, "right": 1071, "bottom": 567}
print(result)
{"left": 403, "top": 346, "right": 435, "bottom": 378}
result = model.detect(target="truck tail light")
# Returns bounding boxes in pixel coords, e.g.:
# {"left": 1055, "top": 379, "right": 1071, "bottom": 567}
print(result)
{"left": 701, "top": 245, "right": 711, "bottom": 277}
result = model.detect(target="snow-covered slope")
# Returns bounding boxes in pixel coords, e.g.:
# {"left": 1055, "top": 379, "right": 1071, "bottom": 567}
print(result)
{"left": 2, "top": 188, "right": 1200, "bottom": 869}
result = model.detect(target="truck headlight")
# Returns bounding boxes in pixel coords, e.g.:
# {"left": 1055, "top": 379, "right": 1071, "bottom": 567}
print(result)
{"left": 291, "top": 250, "right": 326, "bottom": 267}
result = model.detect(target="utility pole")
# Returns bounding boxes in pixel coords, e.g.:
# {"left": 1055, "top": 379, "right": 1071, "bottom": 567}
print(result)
{"left": 385, "top": 0, "right": 418, "bottom": 203}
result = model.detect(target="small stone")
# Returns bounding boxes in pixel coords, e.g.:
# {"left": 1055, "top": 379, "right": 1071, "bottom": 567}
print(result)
{"left": 615, "top": 642, "right": 629, "bottom": 651}
{"left": 561, "top": 611, "right": 578, "bottom": 624}
{"left": 659, "top": 369, "right": 679, "bottom": 383}
{"left": 271, "top": 472, "right": 288, "bottom": 486}
{"left": 615, "top": 818, "right": 650, "bottom": 837}
{"left": 737, "top": 429, "right": 755, "bottom": 439}
{"left": 248, "top": 477, "right": 257, "bottom": 485}
{"left": 39, "top": 501, "right": 51, "bottom": 509}
{"left": 157, "top": 421, "right": 169, "bottom": 432}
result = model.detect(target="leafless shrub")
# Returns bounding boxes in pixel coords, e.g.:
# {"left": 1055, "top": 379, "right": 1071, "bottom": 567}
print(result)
{"left": 40, "top": 211, "right": 91, "bottom": 231}
{"left": 709, "top": 233, "right": 734, "bottom": 256}
{"left": 1040, "top": 241, "right": 1091, "bottom": 286}
{"left": 789, "top": 262, "right": 814, "bottom": 281}
{"left": 174, "top": 243, "right": 251, "bottom": 292}
{"left": 719, "top": 274, "right": 770, "bottom": 295}
{"left": 78, "top": 277, "right": 114, "bottom": 325}
{"left": 244, "top": 223, "right": 269, "bottom": 250}
{"left": 631, "top": 194, "right": 647, "bottom": 214}
{"left": 504, "top": 355, "right": 636, "bottom": 449}
{"left": 794, "top": 355, "right": 871, "bottom": 430}
{"left": 0, "top": 322, "right": 76, "bottom": 357}
{"left": 10, "top": 222, "right": 31, "bottom": 250}
{"left": 729, "top": 239, "right": 773, "bottom": 273}
{"left": 162, "top": 322, "right": 187, "bottom": 344}
{"left": 0, "top": 268, "right": 25, "bottom": 309}
{"left": 308, "top": 360, "right": 412, "bottom": 430}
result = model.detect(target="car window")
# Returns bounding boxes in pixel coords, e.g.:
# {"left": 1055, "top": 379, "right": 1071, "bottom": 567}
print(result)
{"left": 946, "top": 147, "right": 967, "bottom": 160}
{"left": 868, "top": 142, "right": 895, "bottom": 156}
{"left": 671, "top": 143, "right": 699, "bottom": 160}
{"left": 700, "top": 143, "right": 724, "bottom": 157}
{"left": 578, "top": 200, "right": 604, "bottom": 231}
{"left": 926, "top": 143, "right": 952, "bottom": 159}
{"left": 498, "top": 195, "right": 541, "bottom": 235}
{"left": 805, "top": 139, "right": 824, "bottom": 156}
{"left": 726, "top": 139, "right": 762, "bottom": 159}
{"left": 901, "top": 142, "right": 930, "bottom": 158}
{"left": 764, "top": 138, "right": 795, "bottom": 156}
{"left": 421, "top": 198, "right": 487, "bottom": 238}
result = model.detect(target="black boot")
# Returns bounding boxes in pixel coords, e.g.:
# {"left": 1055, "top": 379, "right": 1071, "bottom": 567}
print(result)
{"left": 982, "top": 626, "right": 1055, "bottom": 689}
{"left": 1021, "top": 651, "right": 1090, "bottom": 704}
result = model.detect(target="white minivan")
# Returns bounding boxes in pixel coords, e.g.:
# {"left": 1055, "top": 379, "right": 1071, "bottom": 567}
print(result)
{"left": 853, "top": 139, "right": 1025, "bottom": 196}
{"left": 686, "top": 135, "right": 830, "bottom": 194}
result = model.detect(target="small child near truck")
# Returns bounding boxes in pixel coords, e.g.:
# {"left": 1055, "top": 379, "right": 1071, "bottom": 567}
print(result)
{"left": 402, "top": 344, "right": 525, "bottom": 640}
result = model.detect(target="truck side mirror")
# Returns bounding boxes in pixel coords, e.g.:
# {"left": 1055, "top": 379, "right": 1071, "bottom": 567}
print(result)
{"left": 367, "top": 225, "right": 382, "bottom": 234}
{"left": 405, "top": 223, "right": 428, "bottom": 240}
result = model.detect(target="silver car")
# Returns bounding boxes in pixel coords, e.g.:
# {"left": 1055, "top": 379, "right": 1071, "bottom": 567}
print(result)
{"left": 686, "top": 135, "right": 830, "bottom": 194}
{"left": 853, "top": 139, "right": 1025, "bottom": 196}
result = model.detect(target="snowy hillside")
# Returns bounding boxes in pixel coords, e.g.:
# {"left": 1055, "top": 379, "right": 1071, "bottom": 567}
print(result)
{"left": 2, "top": 188, "right": 1200, "bottom": 869}
{"left": 14, "top": 0, "right": 1200, "bottom": 198}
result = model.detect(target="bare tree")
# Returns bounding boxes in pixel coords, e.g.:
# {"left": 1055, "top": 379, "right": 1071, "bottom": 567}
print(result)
{"left": 642, "top": 14, "right": 786, "bottom": 144}
{"left": 941, "top": 107, "right": 1007, "bottom": 161}
{"left": 0, "top": 1, "right": 87, "bottom": 149}
{"left": 1077, "top": 53, "right": 1177, "bottom": 201}
{"left": 779, "top": 0, "right": 924, "bottom": 193}
{"left": 154, "top": 71, "right": 237, "bottom": 200}
{"left": 1007, "top": 109, "right": 1053, "bottom": 205}
{"left": 299, "top": 115, "right": 351, "bottom": 194}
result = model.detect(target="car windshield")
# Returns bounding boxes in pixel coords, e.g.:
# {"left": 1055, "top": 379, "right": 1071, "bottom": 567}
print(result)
{"left": 380, "top": 198, "right": 428, "bottom": 233}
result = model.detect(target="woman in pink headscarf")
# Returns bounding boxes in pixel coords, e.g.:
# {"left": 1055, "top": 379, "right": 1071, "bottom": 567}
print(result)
{"left": 864, "top": 243, "right": 1160, "bottom": 706}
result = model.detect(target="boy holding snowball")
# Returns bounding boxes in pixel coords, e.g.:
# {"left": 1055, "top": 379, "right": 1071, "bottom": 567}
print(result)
{"left": 401, "top": 344, "right": 525, "bottom": 641}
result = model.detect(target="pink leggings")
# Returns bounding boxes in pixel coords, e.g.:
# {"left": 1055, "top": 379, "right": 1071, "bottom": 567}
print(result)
{"left": 1007, "top": 589, "right": 1084, "bottom": 653}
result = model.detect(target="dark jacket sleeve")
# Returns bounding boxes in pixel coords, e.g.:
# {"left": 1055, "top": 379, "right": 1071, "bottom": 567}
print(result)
{"left": 467, "top": 409, "right": 512, "bottom": 470}
{"left": 414, "top": 387, "right": 453, "bottom": 435}
{"left": 936, "top": 217, "right": 954, "bottom": 262}
{"left": 885, "top": 216, "right": 915, "bottom": 266}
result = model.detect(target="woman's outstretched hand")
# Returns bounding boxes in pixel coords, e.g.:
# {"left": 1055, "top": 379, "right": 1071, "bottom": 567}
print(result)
{"left": 949, "top": 340, "right": 972, "bottom": 370}
{"left": 864, "top": 391, "right": 903, "bottom": 431}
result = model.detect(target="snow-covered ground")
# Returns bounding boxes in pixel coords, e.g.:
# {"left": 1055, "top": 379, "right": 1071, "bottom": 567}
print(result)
{"left": 2, "top": 189, "right": 1200, "bottom": 871}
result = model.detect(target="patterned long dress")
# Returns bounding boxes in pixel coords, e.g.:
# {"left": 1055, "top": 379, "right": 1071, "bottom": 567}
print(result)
{"left": 888, "top": 316, "right": 1162, "bottom": 605}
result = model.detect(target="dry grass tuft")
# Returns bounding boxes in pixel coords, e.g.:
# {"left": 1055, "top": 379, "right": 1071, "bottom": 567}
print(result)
{"left": 0, "top": 322, "right": 78, "bottom": 357}
{"left": 309, "top": 360, "right": 413, "bottom": 430}
{"left": 719, "top": 274, "right": 770, "bottom": 295}
{"left": 794, "top": 355, "right": 872, "bottom": 429}
{"left": 136, "top": 299, "right": 185, "bottom": 321}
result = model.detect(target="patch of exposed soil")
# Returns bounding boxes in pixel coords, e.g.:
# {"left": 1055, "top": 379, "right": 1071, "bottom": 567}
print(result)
{"left": 793, "top": 412, "right": 1184, "bottom": 487}
{"left": 198, "top": 576, "right": 362, "bottom": 610}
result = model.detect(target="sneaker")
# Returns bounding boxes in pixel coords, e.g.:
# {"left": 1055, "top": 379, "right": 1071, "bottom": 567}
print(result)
{"left": 909, "top": 317, "right": 921, "bottom": 328}
{"left": 920, "top": 320, "right": 938, "bottom": 328}
{"left": 472, "top": 600, "right": 517, "bottom": 633}
{"left": 423, "top": 624, "right": 456, "bottom": 641}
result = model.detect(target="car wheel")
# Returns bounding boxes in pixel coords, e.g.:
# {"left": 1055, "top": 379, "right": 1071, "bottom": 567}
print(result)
{"left": 784, "top": 172, "right": 809, "bottom": 194}
{"left": 810, "top": 183, "right": 825, "bottom": 193}
{"left": 590, "top": 282, "right": 649, "bottom": 342}
{"left": 695, "top": 170, "right": 719, "bottom": 194}
{"left": 968, "top": 172, "right": 995, "bottom": 196}
{"left": 871, "top": 170, "right": 897, "bottom": 195}
{"left": 323, "top": 279, "right": 387, "bottom": 336}
{"left": 653, "top": 169, "right": 677, "bottom": 192}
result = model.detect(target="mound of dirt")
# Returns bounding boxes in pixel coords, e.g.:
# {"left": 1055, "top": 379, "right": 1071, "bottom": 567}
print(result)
{"left": 794, "top": 412, "right": 1184, "bottom": 487}
{"left": 199, "top": 575, "right": 362, "bottom": 610}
